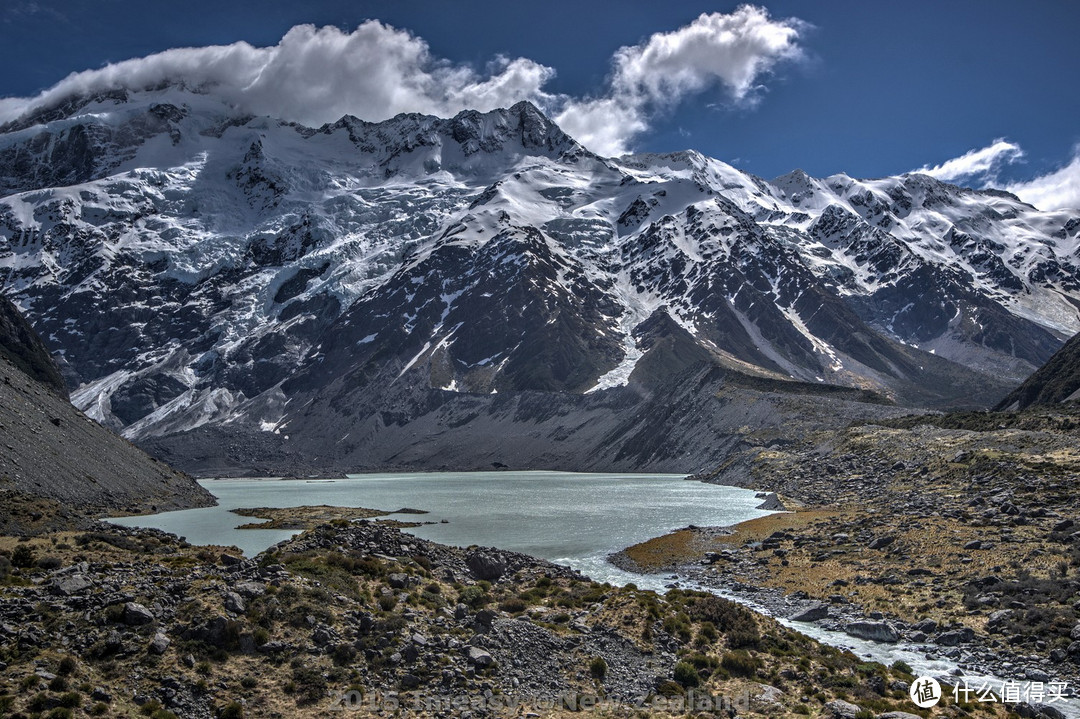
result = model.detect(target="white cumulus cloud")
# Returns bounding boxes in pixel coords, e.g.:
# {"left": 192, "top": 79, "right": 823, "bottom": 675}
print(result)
{"left": 1005, "top": 149, "right": 1080, "bottom": 211}
{"left": 915, "top": 139, "right": 1025, "bottom": 184}
{"left": 558, "top": 5, "right": 807, "bottom": 155}
{"left": 916, "top": 139, "right": 1080, "bottom": 211}
{"left": 0, "top": 22, "right": 557, "bottom": 128}
{"left": 0, "top": 6, "right": 806, "bottom": 157}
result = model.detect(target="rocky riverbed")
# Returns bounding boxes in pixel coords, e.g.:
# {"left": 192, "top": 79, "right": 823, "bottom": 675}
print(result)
{"left": 614, "top": 410, "right": 1080, "bottom": 718}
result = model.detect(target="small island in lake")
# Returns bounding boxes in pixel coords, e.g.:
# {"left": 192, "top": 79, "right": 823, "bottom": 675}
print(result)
{"left": 231, "top": 505, "right": 429, "bottom": 530}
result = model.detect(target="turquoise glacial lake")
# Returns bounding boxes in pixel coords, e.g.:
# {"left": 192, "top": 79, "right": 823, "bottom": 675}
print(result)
{"left": 109, "top": 471, "right": 775, "bottom": 581}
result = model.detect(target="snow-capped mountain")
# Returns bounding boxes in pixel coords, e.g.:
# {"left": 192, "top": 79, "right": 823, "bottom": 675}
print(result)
{"left": 2, "top": 87, "right": 1079, "bottom": 473}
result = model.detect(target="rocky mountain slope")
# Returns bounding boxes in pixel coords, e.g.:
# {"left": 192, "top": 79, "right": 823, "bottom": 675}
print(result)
{"left": 0, "top": 293, "right": 66, "bottom": 397}
{"left": 996, "top": 331, "right": 1080, "bottom": 410}
{"left": 2, "top": 86, "right": 1079, "bottom": 473}
{"left": 0, "top": 293, "right": 213, "bottom": 528}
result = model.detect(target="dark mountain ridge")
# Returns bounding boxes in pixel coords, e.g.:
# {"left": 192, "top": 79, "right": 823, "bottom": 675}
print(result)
{"left": 995, "top": 331, "right": 1080, "bottom": 411}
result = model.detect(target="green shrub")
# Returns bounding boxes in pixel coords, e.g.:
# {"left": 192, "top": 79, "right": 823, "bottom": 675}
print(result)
{"left": 57, "top": 656, "right": 77, "bottom": 676}
{"left": 697, "top": 621, "right": 719, "bottom": 645}
{"left": 588, "top": 656, "right": 607, "bottom": 681}
{"left": 220, "top": 702, "right": 244, "bottom": 719}
{"left": 140, "top": 700, "right": 163, "bottom": 715}
{"left": 720, "top": 650, "right": 762, "bottom": 678}
{"left": 36, "top": 556, "right": 62, "bottom": 570}
{"left": 11, "top": 545, "right": 35, "bottom": 568}
{"left": 673, "top": 661, "right": 700, "bottom": 688}
{"left": 377, "top": 594, "right": 397, "bottom": 612}
{"left": 291, "top": 665, "right": 327, "bottom": 704}
{"left": 458, "top": 586, "right": 489, "bottom": 609}
{"left": 499, "top": 597, "right": 527, "bottom": 613}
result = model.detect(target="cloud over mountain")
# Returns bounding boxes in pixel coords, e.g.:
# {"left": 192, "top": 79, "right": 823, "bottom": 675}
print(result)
{"left": 914, "top": 139, "right": 1080, "bottom": 212}
{"left": 0, "top": 5, "right": 806, "bottom": 156}
{"left": 916, "top": 139, "right": 1025, "bottom": 184}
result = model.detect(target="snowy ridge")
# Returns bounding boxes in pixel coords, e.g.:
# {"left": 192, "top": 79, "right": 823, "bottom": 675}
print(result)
{"left": 1, "top": 89, "right": 1079, "bottom": 444}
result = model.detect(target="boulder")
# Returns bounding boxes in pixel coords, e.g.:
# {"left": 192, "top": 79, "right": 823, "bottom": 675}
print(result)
{"left": 466, "top": 551, "right": 507, "bottom": 581}
{"left": 755, "top": 493, "right": 788, "bottom": 511}
{"left": 790, "top": 603, "right": 830, "bottom": 623}
{"left": 844, "top": 621, "right": 898, "bottom": 643}
{"left": 122, "top": 602, "right": 155, "bottom": 626}
{"left": 822, "top": 699, "right": 863, "bottom": 718}
{"left": 936, "top": 628, "right": 974, "bottom": 646}
{"left": 148, "top": 633, "right": 170, "bottom": 655}
{"left": 868, "top": 535, "right": 896, "bottom": 550}
{"left": 224, "top": 592, "right": 246, "bottom": 615}
{"left": 466, "top": 646, "right": 494, "bottom": 668}
{"left": 234, "top": 581, "right": 266, "bottom": 599}
{"left": 53, "top": 574, "right": 93, "bottom": 596}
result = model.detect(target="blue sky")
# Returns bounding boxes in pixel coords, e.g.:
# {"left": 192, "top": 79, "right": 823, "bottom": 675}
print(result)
{"left": 2, "top": 0, "right": 1078, "bottom": 204}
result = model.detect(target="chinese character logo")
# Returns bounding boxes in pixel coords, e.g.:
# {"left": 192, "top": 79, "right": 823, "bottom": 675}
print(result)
{"left": 910, "top": 676, "right": 942, "bottom": 708}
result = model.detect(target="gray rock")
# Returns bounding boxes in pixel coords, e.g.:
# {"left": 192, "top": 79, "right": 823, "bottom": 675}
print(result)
{"left": 790, "top": 602, "right": 830, "bottom": 623}
{"left": 234, "top": 581, "right": 266, "bottom": 598}
{"left": 474, "top": 609, "right": 498, "bottom": 632}
{"left": 755, "top": 492, "right": 788, "bottom": 511}
{"left": 1026, "top": 668, "right": 1051, "bottom": 683}
{"left": 936, "top": 628, "right": 974, "bottom": 646}
{"left": 149, "top": 633, "right": 170, "bottom": 654}
{"left": 822, "top": 699, "right": 863, "bottom": 718}
{"left": 844, "top": 621, "right": 898, "bottom": 643}
{"left": 466, "top": 646, "right": 494, "bottom": 668}
{"left": 257, "top": 641, "right": 291, "bottom": 654}
{"left": 912, "top": 618, "right": 938, "bottom": 633}
{"left": 878, "top": 713, "right": 923, "bottom": 719}
{"left": 466, "top": 551, "right": 507, "bottom": 581}
{"left": 53, "top": 574, "right": 93, "bottom": 596}
{"left": 868, "top": 535, "right": 896, "bottom": 550}
{"left": 122, "top": 602, "right": 155, "bottom": 626}
{"left": 1069, "top": 623, "right": 1080, "bottom": 641}
{"left": 224, "top": 591, "right": 246, "bottom": 615}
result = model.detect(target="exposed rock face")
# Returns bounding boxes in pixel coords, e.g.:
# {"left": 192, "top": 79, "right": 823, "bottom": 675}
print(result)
{"left": 0, "top": 293, "right": 66, "bottom": 398}
{"left": 0, "top": 295, "right": 213, "bottom": 528}
{"left": 996, "top": 330, "right": 1080, "bottom": 410}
